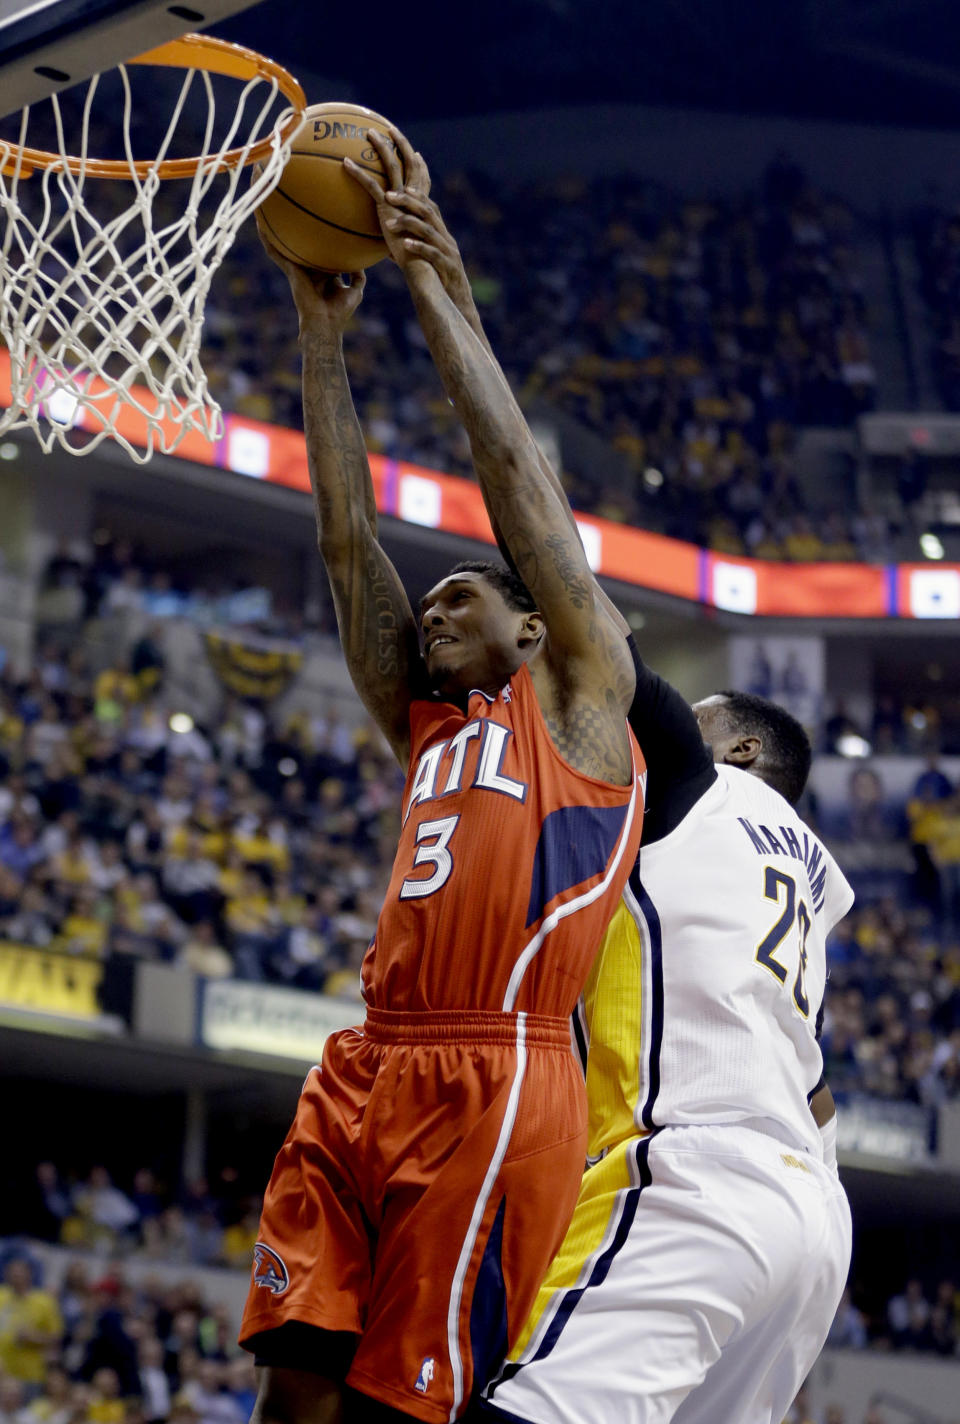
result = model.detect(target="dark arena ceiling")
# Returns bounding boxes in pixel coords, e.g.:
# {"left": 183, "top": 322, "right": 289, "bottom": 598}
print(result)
{"left": 218, "top": 0, "right": 960, "bottom": 129}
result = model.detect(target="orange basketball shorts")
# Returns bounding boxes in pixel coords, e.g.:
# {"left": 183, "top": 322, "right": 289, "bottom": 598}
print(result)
{"left": 239, "top": 1007, "right": 587, "bottom": 1423}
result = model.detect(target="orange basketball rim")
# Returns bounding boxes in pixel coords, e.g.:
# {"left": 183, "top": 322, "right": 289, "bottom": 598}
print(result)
{"left": 0, "top": 33, "right": 307, "bottom": 180}
{"left": 0, "top": 33, "right": 307, "bottom": 462}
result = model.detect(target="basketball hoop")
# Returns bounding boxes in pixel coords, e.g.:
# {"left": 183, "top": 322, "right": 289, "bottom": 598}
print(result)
{"left": 0, "top": 34, "right": 306, "bottom": 462}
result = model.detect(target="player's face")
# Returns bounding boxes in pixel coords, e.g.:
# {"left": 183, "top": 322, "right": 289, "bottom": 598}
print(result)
{"left": 420, "top": 572, "right": 535, "bottom": 696}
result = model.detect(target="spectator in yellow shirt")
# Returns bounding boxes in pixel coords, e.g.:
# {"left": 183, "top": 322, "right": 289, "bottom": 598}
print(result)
{"left": 819, "top": 510, "right": 858, "bottom": 561}
{"left": 48, "top": 829, "right": 92, "bottom": 892}
{"left": 221, "top": 1207, "right": 261, "bottom": 1271}
{"left": 0, "top": 1256, "right": 63, "bottom": 1385}
{"left": 231, "top": 817, "right": 289, "bottom": 876}
{"left": 22, "top": 1362, "right": 74, "bottom": 1424}
{"left": 930, "top": 793, "right": 960, "bottom": 941}
{"left": 783, "top": 514, "right": 827, "bottom": 562}
{"left": 57, "top": 888, "right": 109, "bottom": 958}
{"left": 907, "top": 785, "right": 951, "bottom": 918}
{"left": 85, "top": 1369, "right": 125, "bottom": 1424}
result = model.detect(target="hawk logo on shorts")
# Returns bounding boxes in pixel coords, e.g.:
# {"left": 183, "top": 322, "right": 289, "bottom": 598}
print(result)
{"left": 252, "top": 1243, "right": 290, "bottom": 1296}
{"left": 414, "top": 1357, "right": 436, "bottom": 1394}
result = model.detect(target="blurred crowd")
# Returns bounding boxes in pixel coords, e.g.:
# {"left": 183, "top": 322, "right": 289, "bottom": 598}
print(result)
{"left": 914, "top": 198, "right": 960, "bottom": 412}
{"left": 12, "top": 1169, "right": 260, "bottom": 1272}
{"left": 0, "top": 1248, "right": 255, "bottom": 1424}
{"left": 5, "top": 114, "right": 894, "bottom": 564}
{"left": 36, "top": 533, "right": 320, "bottom": 645}
{"left": 0, "top": 85, "right": 941, "bottom": 566}
{"left": 822, "top": 694, "right": 960, "bottom": 759}
{"left": 824, "top": 1276, "right": 960, "bottom": 1358}
{"left": 822, "top": 897, "right": 960, "bottom": 1106}
{"left": 786, "top": 1394, "right": 955, "bottom": 1424}
{"left": 0, "top": 1243, "right": 954, "bottom": 1424}
{"left": 814, "top": 756, "right": 960, "bottom": 1105}
{"left": 7, "top": 539, "right": 960, "bottom": 1097}
{"left": 0, "top": 611, "right": 401, "bottom": 993}
{"left": 203, "top": 154, "right": 889, "bottom": 562}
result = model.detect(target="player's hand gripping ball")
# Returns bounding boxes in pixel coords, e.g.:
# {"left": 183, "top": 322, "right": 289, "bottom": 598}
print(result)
{"left": 256, "top": 101, "right": 395, "bottom": 272}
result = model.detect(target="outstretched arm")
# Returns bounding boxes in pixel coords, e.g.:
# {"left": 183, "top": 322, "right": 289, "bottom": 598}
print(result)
{"left": 349, "top": 135, "right": 630, "bottom": 642}
{"left": 347, "top": 142, "right": 627, "bottom": 685}
{"left": 260, "top": 237, "right": 423, "bottom": 764}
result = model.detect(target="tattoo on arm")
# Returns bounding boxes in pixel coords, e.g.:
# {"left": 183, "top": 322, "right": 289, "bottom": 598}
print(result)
{"left": 405, "top": 270, "right": 601, "bottom": 655}
{"left": 404, "top": 268, "right": 635, "bottom": 776}
{"left": 301, "top": 331, "right": 422, "bottom": 759}
{"left": 539, "top": 623, "right": 636, "bottom": 782}
{"left": 541, "top": 696, "right": 631, "bottom": 782}
{"left": 543, "top": 532, "right": 593, "bottom": 611}
{"left": 365, "top": 551, "right": 403, "bottom": 679}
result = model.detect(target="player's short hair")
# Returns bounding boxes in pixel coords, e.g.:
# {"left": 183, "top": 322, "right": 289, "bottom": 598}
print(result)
{"left": 714, "top": 690, "right": 812, "bottom": 806}
{"left": 448, "top": 560, "right": 538, "bottom": 614}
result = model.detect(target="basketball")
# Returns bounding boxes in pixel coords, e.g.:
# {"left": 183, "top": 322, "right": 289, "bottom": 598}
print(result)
{"left": 255, "top": 101, "right": 394, "bottom": 272}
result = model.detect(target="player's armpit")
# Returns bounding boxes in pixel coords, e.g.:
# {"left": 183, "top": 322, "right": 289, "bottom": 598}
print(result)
{"left": 534, "top": 615, "right": 638, "bottom": 784}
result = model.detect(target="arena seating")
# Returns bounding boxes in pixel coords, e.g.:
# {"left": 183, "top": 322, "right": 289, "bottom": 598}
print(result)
{"left": 1, "top": 546, "right": 959, "bottom": 1114}
{"left": 203, "top": 160, "right": 883, "bottom": 560}
{"left": 914, "top": 199, "right": 960, "bottom": 413}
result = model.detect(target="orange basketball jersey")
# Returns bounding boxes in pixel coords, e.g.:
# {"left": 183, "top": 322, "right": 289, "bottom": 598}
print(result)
{"left": 363, "top": 662, "right": 645, "bottom": 1015}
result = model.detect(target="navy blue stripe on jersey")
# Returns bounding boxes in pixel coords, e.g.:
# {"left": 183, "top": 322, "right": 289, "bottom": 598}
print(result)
{"left": 469, "top": 1197, "right": 509, "bottom": 1407}
{"left": 634, "top": 873, "right": 665, "bottom": 1131}
{"left": 486, "top": 1136, "right": 655, "bottom": 1406}
{"left": 571, "top": 1000, "right": 588, "bottom": 1077}
{"left": 525, "top": 803, "right": 628, "bottom": 928}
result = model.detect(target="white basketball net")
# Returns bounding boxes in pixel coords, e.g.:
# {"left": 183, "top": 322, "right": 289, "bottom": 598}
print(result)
{"left": 0, "top": 52, "right": 301, "bottom": 462}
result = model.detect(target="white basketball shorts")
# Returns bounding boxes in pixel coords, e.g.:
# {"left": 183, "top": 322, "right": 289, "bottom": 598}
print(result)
{"left": 481, "top": 1121, "right": 852, "bottom": 1424}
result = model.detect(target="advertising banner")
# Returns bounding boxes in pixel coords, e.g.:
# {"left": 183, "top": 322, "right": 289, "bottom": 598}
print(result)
{"left": 198, "top": 979, "right": 360, "bottom": 1063}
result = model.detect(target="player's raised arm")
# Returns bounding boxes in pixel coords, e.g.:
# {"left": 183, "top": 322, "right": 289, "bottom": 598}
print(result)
{"left": 260, "top": 237, "right": 424, "bottom": 765}
{"left": 347, "top": 133, "right": 631, "bottom": 644}
{"left": 346, "top": 147, "right": 634, "bottom": 772}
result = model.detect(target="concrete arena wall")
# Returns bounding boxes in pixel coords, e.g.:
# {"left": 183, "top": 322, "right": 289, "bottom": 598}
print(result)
{"left": 810, "top": 1346, "right": 960, "bottom": 1419}
{"left": 410, "top": 101, "right": 960, "bottom": 209}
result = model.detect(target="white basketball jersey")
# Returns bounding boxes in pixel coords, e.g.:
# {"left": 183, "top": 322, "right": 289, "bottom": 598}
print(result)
{"left": 581, "top": 764, "right": 854, "bottom": 1159}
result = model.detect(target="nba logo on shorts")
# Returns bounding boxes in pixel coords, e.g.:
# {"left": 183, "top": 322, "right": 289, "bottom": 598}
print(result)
{"left": 414, "top": 1357, "right": 436, "bottom": 1394}
{"left": 252, "top": 1242, "right": 290, "bottom": 1296}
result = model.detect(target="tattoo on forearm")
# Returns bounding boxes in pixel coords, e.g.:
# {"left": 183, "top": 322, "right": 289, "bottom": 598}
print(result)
{"left": 367, "top": 553, "right": 401, "bottom": 677}
{"left": 299, "top": 330, "right": 419, "bottom": 750}
{"left": 406, "top": 275, "right": 603, "bottom": 628}
{"left": 543, "top": 532, "right": 592, "bottom": 610}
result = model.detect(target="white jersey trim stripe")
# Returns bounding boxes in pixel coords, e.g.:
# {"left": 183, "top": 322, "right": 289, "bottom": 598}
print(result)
{"left": 446, "top": 1011, "right": 528, "bottom": 1421}
{"left": 501, "top": 758, "right": 640, "bottom": 1013}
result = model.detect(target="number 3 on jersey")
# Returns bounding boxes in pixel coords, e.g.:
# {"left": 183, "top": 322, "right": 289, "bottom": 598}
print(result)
{"left": 755, "top": 866, "right": 810, "bottom": 1017}
{"left": 400, "top": 815, "right": 461, "bottom": 899}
